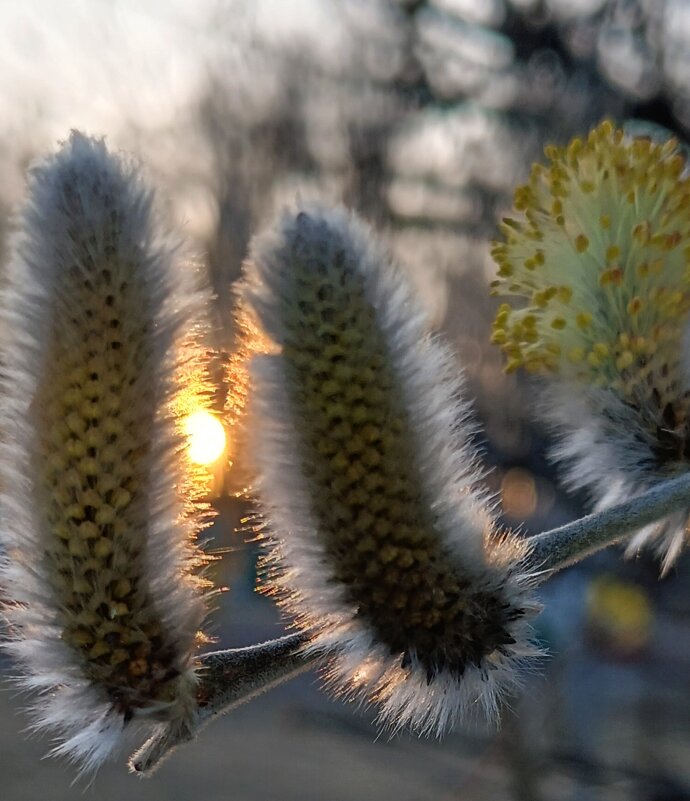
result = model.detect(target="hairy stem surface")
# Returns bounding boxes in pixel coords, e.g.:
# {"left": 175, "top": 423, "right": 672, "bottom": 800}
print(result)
{"left": 131, "top": 472, "right": 690, "bottom": 774}
{"left": 526, "top": 472, "right": 690, "bottom": 574}
{"left": 130, "top": 632, "right": 315, "bottom": 775}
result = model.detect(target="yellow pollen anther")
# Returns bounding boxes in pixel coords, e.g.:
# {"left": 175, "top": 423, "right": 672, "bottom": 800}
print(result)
{"left": 616, "top": 351, "right": 634, "bottom": 370}
{"left": 550, "top": 317, "right": 566, "bottom": 330}
{"left": 568, "top": 347, "right": 585, "bottom": 363}
{"left": 664, "top": 231, "right": 682, "bottom": 250}
{"left": 633, "top": 221, "right": 650, "bottom": 245}
{"left": 606, "top": 245, "right": 620, "bottom": 261}
{"left": 668, "top": 290, "right": 683, "bottom": 307}
{"left": 501, "top": 218, "right": 521, "bottom": 231}
{"left": 593, "top": 343, "right": 610, "bottom": 358}
{"left": 567, "top": 138, "right": 583, "bottom": 163}
{"left": 599, "top": 267, "right": 623, "bottom": 287}
{"left": 505, "top": 358, "right": 522, "bottom": 374}
{"left": 576, "top": 312, "right": 592, "bottom": 329}
{"left": 575, "top": 234, "right": 589, "bottom": 253}
{"left": 600, "top": 214, "right": 611, "bottom": 229}
{"left": 513, "top": 187, "right": 530, "bottom": 211}
{"left": 551, "top": 181, "right": 569, "bottom": 198}
{"left": 627, "top": 297, "right": 643, "bottom": 315}
{"left": 524, "top": 360, "right": 544, "bottom": 374}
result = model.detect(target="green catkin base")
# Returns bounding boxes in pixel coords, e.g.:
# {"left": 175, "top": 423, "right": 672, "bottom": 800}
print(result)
{"left": 279, "top": 248, "right": 523, "bottom": 680}
{"left": 38, "top": 251, "right": 187, "bottom": 719}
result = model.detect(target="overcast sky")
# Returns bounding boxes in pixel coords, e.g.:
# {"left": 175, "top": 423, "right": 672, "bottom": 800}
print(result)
{"left": 0, "top": 0, "right": 343, "bottom": 198}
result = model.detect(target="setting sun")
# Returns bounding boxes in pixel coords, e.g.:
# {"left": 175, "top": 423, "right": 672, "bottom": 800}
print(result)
{"left": 184, "top": 410, "right": 226, "bottom": 465}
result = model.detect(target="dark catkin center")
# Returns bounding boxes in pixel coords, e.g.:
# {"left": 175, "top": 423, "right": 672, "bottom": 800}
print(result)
{"left": 282, "top": 242, "right": 523, "bottom": 680}
{"left": 645, "top": 394, "right": 690, "bottom": 470}
{"left": 37, "top": 204, "right": 183, "bottom": 716}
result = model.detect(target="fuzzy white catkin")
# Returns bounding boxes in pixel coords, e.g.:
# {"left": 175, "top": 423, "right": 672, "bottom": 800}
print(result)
{"left": 242, "top": 207, "right": 541, "bottom": 737}
{"left": 0, "top": 132, "right": 210, "bottom": 771}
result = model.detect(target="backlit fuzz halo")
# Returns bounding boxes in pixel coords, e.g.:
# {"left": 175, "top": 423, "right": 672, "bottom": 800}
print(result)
{"left": 0, "top": 132, "right": 211, "bottom": 772}
{"left": 490, "top": 120, "right": 690, "bottom": 572}
{"left": 242, "top": 206, "right": 541, "bottom": 737}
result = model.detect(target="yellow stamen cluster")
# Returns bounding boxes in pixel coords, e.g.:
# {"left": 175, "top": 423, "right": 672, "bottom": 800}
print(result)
{"left": 491, "top": 121, "right": 690, "bottom": 450}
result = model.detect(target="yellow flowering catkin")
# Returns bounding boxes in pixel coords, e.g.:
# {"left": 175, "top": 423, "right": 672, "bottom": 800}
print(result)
{"left": 243, "top": 207, "right": 539, "bottom": 736}
{"left": 0, "top": 133, "right": 210, "bottom": 770}
{"left": 490, "top": 120, "right": 690, "bottom": 570}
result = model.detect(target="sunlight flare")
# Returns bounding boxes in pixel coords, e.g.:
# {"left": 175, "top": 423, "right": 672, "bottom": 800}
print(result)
{"left": 184, "top": 410, "right": 226, "bottom": 465}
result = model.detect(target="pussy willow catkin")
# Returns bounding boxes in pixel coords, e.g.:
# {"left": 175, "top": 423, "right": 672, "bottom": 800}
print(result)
{"left": 243, "top": 207, "right": 540, "bottom": 736}
{"left": 491, "top": 120, "right": 690, "bottom": 571}
{"left": 0, "top": 133, "right": 210, "bottom": 770}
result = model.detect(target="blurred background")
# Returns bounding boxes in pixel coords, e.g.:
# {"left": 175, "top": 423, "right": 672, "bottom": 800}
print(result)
{"left": 2, "top": 0, "right": 690, "bottom": 798}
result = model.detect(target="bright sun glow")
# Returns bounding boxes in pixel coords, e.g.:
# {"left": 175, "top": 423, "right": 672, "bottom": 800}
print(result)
{"left": 184, "top": 411, "right": 226, "bottom": 465}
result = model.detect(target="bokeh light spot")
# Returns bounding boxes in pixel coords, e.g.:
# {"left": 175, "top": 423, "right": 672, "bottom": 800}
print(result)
{"left": 500, "top": 467, "right": 537, "bottom": 519}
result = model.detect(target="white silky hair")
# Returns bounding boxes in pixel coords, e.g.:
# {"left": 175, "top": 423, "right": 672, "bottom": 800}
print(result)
{"left": 0, "top": 132, "right": 208, "bottom": 771}
{"left": 542, "top": 381, "right": 689, "bottom": 574}
{"left": 245, "top": 205, "right": 541, "bottom": 737}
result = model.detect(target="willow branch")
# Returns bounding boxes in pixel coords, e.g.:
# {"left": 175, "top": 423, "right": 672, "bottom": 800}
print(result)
{"left": 526, "top": 472, "right": 690, "bottom": 576}
{"left": 129, "top": 631, "right": 318, "bottom": 776}
{"left": 130, "top": 472, "right": 690, "bottom": 775}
